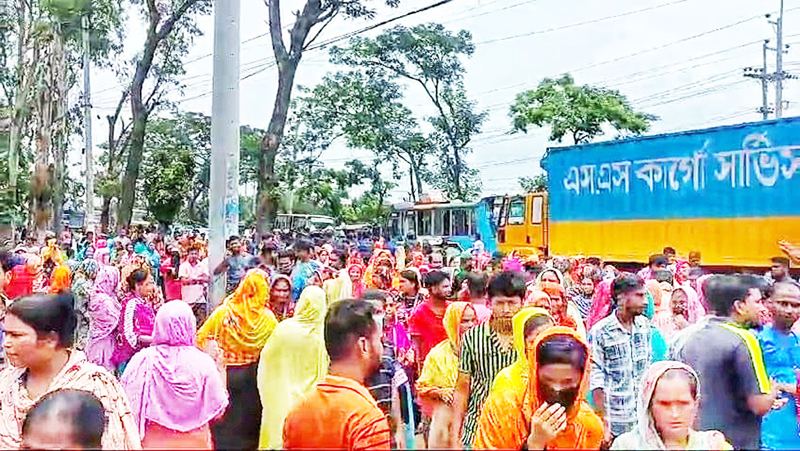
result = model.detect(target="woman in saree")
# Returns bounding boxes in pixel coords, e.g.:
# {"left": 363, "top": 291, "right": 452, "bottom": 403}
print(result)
{"left": 122, "top": 301, "right": 228, "bottom": 449}
{"left": 474, "top": 326, "right": 604, "bottom": 450}
{"left": 416, "top": 302, "right": 477, "bottom": 449}
{"left": 119, "top": 256, "right": 164, "bottom": 312}
{"left": 48, "top": 264, "right": 71, "bottom": 294}
{"left": 197, "top": 268, "right": 277, "bottom": 450}
{"left": 538, "top": 282, "right": 580, "bottom": 332}
{"left": 611, "top": 361, "right": 731, "bottom": 450}
{"left": 86, "top": 266, "right": 122, "bottom": 372}
{"left": 257, "top": 286, "right": 328, "bottom": 449}
{"left": 72, "top": 259, "right": 100, "bottom": 350}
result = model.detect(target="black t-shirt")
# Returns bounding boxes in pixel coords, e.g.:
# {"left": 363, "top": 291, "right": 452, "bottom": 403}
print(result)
{"left": 677, "top": 318, "right": 771, "bottom": 450}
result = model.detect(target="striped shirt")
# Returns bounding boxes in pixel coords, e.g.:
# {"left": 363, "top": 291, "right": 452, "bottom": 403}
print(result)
{"left": 458, "top": 322, "right": 517, "bottom": 448}
{"left": 588, "top": 313, "right": 651, "bottom": 437}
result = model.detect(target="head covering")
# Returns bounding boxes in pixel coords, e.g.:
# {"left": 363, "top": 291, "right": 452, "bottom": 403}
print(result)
{"left": 492, "top": 307, "right": 552, "bottom": 396}
{"left": 539, "top": 281, "right": 577, "bottom": 330}
{"left": 415, "top": 301, "right": 474, "bottom": 418}
{"left": 502, "top": 252, "right": 524, "bottom": 272}
{"left": 257, "top": 286, "right": 329, "bottom": 449}
{"left": 121, "top": 301, "right": 228, "bottom": 438}
{"left": 611, "top": 361, "right": 728, "bottom": 450}
{"left": 473, "top": 326, "right": 603, "bottom": 449}
{"left": 76, "top": 259, "right": 100, "bottom": 281}
{"left": 443, "top": 301, "right": 474, "bottom": 352}
{"left": 197, "top": 268, "right": 278, "bottom": 365}
{"left": 524, "top": 288, "right": 551, "bottom": 308}
{"left": 525, "top": 327, "right": 600, "bottom": 448}
{"left": 586, "top": 278, "right": 613, "bottom": 331}
{"left": 49, "top": 264, "right": 72, "bottom": 294}
{"left": 536, "top": 267, "right": 565, "bottom": 286}
{"left": 347, "top": 263, "right": 366, "bottom": 299}
{"left": 86, "top": 266, "right": 122, "bottom": 370}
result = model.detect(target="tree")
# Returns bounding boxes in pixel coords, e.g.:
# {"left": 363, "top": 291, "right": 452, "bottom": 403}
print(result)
{"left": 510, "top": 74, "right": 658, "bottom": 145}
{"left": 294, "top": 71, "right": 432, "bottom": 200}
{"left": 116, "top": 0, "right": 212, "bottom": 229}
{"left": 258, "top": 0, "right": 401, "bottom": 234}
{"left": 518, "top": 174, "right": 547, "bottom": 193}
{"left": 139, "top": 116, "right": 196, "bottom": 229}
{"left": 330, "top": 23, "right": 486, "bottom": 200}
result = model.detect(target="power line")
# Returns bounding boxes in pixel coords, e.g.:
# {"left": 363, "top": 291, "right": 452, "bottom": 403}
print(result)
{"left": 475, "top": 0, "right": 688, "bottom": 45}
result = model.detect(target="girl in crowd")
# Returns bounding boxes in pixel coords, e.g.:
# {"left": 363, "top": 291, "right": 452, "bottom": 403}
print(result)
{"left": 269, "top": 275, "right": 293, "bottom": 321}
{"left": 197, "top": 269, "right": 277, "bottom": 450}
{"left": 257, "top": 286, "right": 328, "bottom": 449}
{"left": 112, "top": 269, "right": 157, "bottom": 373}
{"left": 122, "top": 301, "right": 228, "bottom": 449}
{"left": 611, "top": 361, "right": 731, "bottom": 450}
{"left": 416, "top": 302, "right": 477, "bottom": 449}
{"left": 86, "top": 266, "right": 122, "bottom": 372}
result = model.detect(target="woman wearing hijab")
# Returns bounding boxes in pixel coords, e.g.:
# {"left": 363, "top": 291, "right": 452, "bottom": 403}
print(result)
{"left": 416, "top": 302, "right": 477, "bottom": 449}
{"left": 121, "top": 301, "right": 228, "bottom": 449}
{"left": 269, "top": 275, "right": 293, "bottom": 321}
{"left": 474, "top": 327, "right": 604, "bottom": 450}
{"left": 538, "top": 282, "right": 580, "bottom": 332}
{"left": 86, "top": 266, "right": 122, "bottom": 372}
{"left": 257, "top": 285, "right": 328, "bottom": 449}
{"left": 48, "top": 264, "right": 71, "bottom": 294}
{"left": 652, "top": 286, "right": 703, "bottom": 341}
{"left": 348, "top": 263, "right": 366, "bottom": 299}
{"left": 611, "top": 361, "right": 731, "bottom": 450}
{"left": 72, "top": 259, "right": 100, "bottom": 350}
{"left": 197, "top": 268, "right": 277, "bottom": 450}
{"left": 536, "top": 268, "right": 585, "bottom": 336}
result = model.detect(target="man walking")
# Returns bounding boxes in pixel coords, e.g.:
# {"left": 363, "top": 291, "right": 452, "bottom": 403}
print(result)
{"left": 451, "top": 271, "right": 525, "bottom": 448}
{"left": 179, "top": 246, "right": 209, "bottom": 325}
{"left": 589, "top": 273, "right": 651, "bottom": 441}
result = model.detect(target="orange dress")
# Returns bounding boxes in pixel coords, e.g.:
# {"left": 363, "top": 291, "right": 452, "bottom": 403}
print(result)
{"left": 474, "top": 326, "right": 604, "bottom": 450}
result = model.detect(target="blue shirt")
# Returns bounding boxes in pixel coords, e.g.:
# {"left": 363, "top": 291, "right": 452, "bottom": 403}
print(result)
{"left": 758, "top": 324, "right": 800, "bottom": 450}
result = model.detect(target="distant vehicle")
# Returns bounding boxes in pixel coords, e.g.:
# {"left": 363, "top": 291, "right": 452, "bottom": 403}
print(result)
{"left": 388, "top": 198, "right": 477, "bottom": 251}
{"left": 274, "top": 214, "right": 335, "bottom": 232}
{"left": 478, "top": 116, "right": 800, "bottom": 267}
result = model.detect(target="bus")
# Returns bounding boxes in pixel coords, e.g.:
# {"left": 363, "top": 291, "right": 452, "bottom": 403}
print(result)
{"left": 274, "top": 214, "right": 336, "bottom": 232}
{"left": 388, "top": 199, "right": 477, "bottom": 251}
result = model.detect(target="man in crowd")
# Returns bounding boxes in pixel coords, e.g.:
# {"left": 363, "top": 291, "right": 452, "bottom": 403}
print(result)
{"left": 676, "top": 275, "right": 780, "bottom": 450}
{"left": 758, "top": 282, "right": 800, "bottom": 449}
{"left": 409, "top": 271, "right": 451, "bottom": 363}
{"left": 276, "top": 249, "right": 295, "bottom": 277}
{"left": 290, "top": 239, "right": 319, "bottom": 301}
{"left": 590, "top": 273, "right": 651, "bottom": 441}
{"left": 766, "top": 256, "right": 796, "bottom": 285}
{"left": 179, "top": 246, "right": 209, "bottom": 325}
{"left": 283, "top": 299, "right": 390, "bottom": 450}
{"left": 462, "top": 272, "right": 492, "bottom": 323}
{"left": 637, "top": 254, "right": 668, "bottom": 281}
{"left": 213, "top": 236, "right": 251, "bottom": 295}
{"left": 429, "top": 252, "right": 444, "bottom": 271}
{"left": 451, "top": 271, "right": 525, "bottom": 448}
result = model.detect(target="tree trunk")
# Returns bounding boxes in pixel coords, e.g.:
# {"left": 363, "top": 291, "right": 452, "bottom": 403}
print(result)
{"left": 9, "top": 0, "right": 33, "bottom": 208}
{"left": 50, "top": 32, "right": 67, "bottom": 233}
{"left": 257, "top": 58, "right": 299, "bottom": 235}
{"left": 100, "top": 196, "right": 111, "bottom": 233}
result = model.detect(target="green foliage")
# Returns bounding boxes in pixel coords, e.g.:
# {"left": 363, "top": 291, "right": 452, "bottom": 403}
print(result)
{"left": 510, "top": 74, "right": 658, "bottom": 144}
{"left": 518, "top": 174, "right": 548, "bottom": 193}
{"left": 140, "top": 117, "right": 196, "bottom": 227}
{"left": 330, "top": 23, "right": 486, "bottom": 201}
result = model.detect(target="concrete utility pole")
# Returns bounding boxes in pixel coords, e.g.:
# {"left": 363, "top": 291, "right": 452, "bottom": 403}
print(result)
{"left": 209, "top": 0, "right": 240, "bottom": 309}
{"left": 776, "top": 0, "right": 785, "bottom": 118}
{"left": 743, "top": 40, "right": 773, "bottom": 120}
{"left": 82, "top": 14, "right": 94, "bottom": 229}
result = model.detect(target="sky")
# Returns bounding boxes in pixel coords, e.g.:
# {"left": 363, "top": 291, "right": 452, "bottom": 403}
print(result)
{"left": 83, "top": 0, "right": 799, "bottom": 203}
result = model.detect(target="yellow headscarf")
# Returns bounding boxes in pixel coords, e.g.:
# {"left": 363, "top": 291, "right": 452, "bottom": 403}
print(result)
{"left": 490, "top": 307, "right": 552, "bottom": 399}
{"left": 197, "top": 269, "right": 277, "bottom": 366}
{"left": 416, "top": 302, "right": 474, "bottom": 415}
{"left": 257, "top": 285, "right": 329, "bottom": 449}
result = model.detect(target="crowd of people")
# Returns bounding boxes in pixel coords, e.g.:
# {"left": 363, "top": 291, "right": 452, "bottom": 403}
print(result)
{"left": 0, "top": 225, "right": 799, "bottom": 450}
